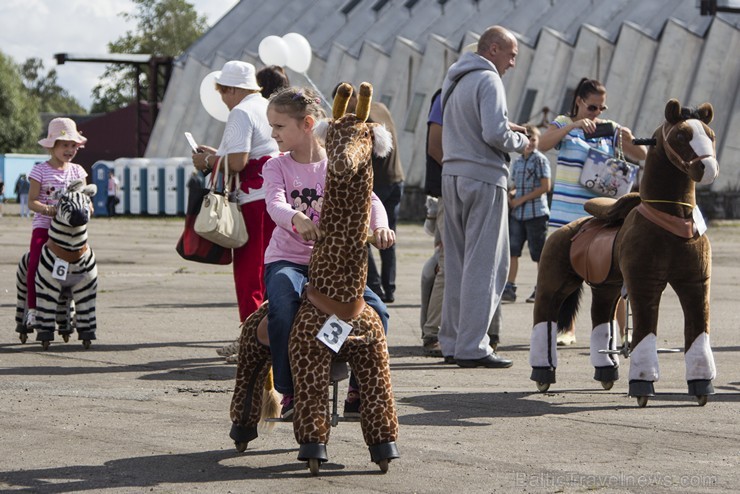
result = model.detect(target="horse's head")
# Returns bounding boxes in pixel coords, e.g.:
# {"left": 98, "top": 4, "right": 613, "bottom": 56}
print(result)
{"left": 660, "top": 99, "right": 718, "bottom": 185}
{"left": 57, "top": 179, "right": 96, "bottom": 227}
{"left": 315, "top": 82, "right": 392, "bottom": 181}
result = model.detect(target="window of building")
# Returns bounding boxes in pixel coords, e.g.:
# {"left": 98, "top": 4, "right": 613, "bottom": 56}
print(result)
{"left": 517, "top": 88, "right": 538, "bottom": 124}
{"left": 560, "top": 87, "right": 575, "bottom": 116}
{"left": 404, "top": 92, "right": 426, "bottom": 132}
{"left": 341, "top": 0, "right": 362, "bottom": 16}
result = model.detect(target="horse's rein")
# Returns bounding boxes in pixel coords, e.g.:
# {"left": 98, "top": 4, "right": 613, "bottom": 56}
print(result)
{"left": 661, "top": 122, "right": 715, "bottom": 173}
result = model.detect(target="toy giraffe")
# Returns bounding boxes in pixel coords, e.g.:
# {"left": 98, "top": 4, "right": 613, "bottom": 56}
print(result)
{"left": 229, "top": 82, "right": 399, "bottom": 475}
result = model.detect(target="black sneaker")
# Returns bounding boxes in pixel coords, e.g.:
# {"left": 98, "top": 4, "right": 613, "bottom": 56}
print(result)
{"left": 502, "top": 283, "right": 517, "bottom": 303}
{"left": 343, "top": 390, "right": 361, "bottom": 419}
{"left": 526, "top": 288, "right": 536, "bottom": 303}
{"left": 280, "top": 395, "right": 294, "bottom": 421}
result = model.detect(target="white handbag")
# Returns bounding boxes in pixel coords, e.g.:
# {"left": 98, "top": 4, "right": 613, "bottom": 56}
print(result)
{"left": 194, "top": 154, "right": 248, "bottom": 249}
{"left": 579, "top": 128, "right": 638, "bottom": 198}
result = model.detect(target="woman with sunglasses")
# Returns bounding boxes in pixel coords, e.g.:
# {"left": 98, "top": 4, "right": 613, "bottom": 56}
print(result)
{"left": 538, "top": 77, "right": 647, "bottom": 345}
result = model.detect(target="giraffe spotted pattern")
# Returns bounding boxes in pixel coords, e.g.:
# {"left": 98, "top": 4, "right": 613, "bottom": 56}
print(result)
{"left": 228, "top": 87, "right": 399, "bottom": 467}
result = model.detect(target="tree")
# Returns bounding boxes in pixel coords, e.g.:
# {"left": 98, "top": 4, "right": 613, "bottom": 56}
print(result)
{"left": 91, "top": 0, "right": 208, "bottom": 113}
{"left": 20, "top": 58, "right": 86, "bottom": 115}
{"left": 0, "top": 52, "right": 41, "bottom": 154}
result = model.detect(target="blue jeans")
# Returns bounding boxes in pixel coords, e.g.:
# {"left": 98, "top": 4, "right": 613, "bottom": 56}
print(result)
{"left": 264, "top": 260, "right": 389, "bottom": 396}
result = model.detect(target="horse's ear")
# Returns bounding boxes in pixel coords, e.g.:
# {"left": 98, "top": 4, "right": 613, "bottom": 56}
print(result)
{"left": 665, "top": 99, "right": 682, "bottom": 124}
{"left": 696, "top": 103, "right": 714, "bottom": 125}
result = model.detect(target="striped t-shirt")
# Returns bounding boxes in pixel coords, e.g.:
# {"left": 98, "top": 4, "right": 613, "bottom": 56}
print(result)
{"left": 548, "top": 115, "right": 616, "bottom": 228}
{"left": 29, "top": 161, "right": 88, "bottom": 230}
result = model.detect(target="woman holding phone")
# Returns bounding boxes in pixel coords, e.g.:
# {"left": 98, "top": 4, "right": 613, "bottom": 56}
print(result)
{"left": 191, "top": 61, "right": 279, "bottom": 359}
{"left": 538, "top": 77, "right": 647, "bottom": 345}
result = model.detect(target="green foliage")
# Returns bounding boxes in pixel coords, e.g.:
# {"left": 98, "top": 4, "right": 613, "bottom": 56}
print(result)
{"left": 20, "top": 58, "right": 86, "bottom": 115}
{"left": 0, "top": 52, "right": 41, "bottom": 154}
{"left": 91, "top": 0, "right": 208, "bottom": 113}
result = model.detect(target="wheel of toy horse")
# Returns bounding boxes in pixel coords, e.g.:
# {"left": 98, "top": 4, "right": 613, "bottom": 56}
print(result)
{"left": 82, "top": 340, "right": 91, "bottom": 350}
{"left": 19, "top": 333, "right": 27, "bottom": 344}
{"left": 636, "top": 396, "right": 649, "bottom": 408}
{"left": 601, "top": 381, "right": 614, "bottom": 391}
{"left": 536, "top": 382, "right": 550, "bottom": 392}
{"left": 62, "top": 333, "right": 70, "bottom": 343}
{"left": 42, "top": 341, "right": 50, "bottom": 351}
{"left": 308, "top": 458, "right": 320, "bottom": 476}
{"left": 696, "top": 395, "right": 708, "bottom": 407}
{"left": 234, "top": 441, "right": 249, "bottom": 453}
{"left": 377, "top": 458, "right": 390, "bottom": 474}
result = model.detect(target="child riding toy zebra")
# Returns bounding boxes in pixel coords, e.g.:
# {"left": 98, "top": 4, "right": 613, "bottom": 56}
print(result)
{"left": 16, "top": 179, "right": 98, "bottom": 350}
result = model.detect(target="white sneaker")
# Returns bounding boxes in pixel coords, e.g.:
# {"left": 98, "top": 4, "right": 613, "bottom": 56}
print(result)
{"left": 25, "top": 309, "right": 37, "bottom": 329}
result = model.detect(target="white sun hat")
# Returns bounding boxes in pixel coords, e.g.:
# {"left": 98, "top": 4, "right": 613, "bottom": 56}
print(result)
{"left": 214, "top": 61, "right": 261, "bottom": 90}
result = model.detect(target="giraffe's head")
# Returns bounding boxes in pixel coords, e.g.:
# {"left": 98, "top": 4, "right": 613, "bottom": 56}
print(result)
{"left": 315, "top": 82, "right": 392, "bottom": 181}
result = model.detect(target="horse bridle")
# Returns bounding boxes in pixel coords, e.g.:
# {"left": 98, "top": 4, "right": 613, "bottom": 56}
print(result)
{"left": 661, "top": 121, "right": 715, "bottom": 173}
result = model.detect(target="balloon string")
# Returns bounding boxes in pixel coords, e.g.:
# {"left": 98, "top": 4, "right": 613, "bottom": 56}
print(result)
{"left": 302, "top": 72, "right": 332, "bottom": 114}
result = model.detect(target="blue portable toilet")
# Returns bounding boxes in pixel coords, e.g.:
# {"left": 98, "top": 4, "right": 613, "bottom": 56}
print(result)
{"left": 91, "top": 161, "right": 114, "bottom": 216}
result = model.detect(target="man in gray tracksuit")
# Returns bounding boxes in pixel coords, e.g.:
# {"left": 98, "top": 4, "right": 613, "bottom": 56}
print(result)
{"left": 439, "top": 25, "right": 529, "bottom": 368}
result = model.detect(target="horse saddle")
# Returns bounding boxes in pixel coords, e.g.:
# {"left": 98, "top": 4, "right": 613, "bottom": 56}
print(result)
{"left": 570, "top": 218, "right": 620, "bottom": 285}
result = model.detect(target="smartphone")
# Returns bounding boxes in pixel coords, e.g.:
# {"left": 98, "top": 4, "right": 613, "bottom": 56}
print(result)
{"left": 184, "top": 132, "right": 199, "bottom": 153}
{"left": 584, "top": 122, "right": 615, "bottom": 140}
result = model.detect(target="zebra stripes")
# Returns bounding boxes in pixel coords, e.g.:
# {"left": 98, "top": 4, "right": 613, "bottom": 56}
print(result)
{"left": 16, "top": 180, "right": 98, "bottom": 344}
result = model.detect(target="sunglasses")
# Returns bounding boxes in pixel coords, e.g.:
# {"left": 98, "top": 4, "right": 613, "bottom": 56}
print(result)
{"left": 585, "top": 104, "right": 608, "bottom": 112}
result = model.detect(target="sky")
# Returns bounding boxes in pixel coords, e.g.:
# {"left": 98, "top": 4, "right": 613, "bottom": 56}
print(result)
{"left": 0, "top": 0, "right": 239, "bottom": 111}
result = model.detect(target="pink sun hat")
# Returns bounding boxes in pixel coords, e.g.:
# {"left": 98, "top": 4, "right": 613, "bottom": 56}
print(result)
{"left": 38, "top": 117, "right": 87, "bottom": 148}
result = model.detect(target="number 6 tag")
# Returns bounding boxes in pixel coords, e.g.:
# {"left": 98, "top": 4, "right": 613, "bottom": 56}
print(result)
{"left": 316, "top": 315, "right": 352, "bottom": 353}
{"left": 52, "top": 258, "right": 70, "bottom": 281}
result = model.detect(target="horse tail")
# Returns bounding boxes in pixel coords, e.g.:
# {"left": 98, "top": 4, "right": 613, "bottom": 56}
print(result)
{"left": 557, "top": 285, "right": 583, "bottom": 332}
{"left": 259, "top": 368, "right": 281, "bottom": 431}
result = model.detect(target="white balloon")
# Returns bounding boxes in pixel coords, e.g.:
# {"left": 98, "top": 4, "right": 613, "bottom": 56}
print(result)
{"left": 282, "top": 32, "right": 312, "bottom": 73}
{"left": 199, "top": 71, "right": 229, "bottom": 122}
{"left": 258, "top": 36, "right": 289, "bottom": 67}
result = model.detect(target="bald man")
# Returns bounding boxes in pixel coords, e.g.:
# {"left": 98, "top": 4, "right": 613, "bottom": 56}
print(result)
{"left": 439, "top": 26, "right": 529, "bottom": 368}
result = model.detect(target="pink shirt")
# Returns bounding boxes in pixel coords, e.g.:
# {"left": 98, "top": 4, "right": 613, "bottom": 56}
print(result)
{"left": 29, "top": 161, "right": 88, "bottom": 230}
{"left": 263, "top": 153, "right": 388, "bottom": 266}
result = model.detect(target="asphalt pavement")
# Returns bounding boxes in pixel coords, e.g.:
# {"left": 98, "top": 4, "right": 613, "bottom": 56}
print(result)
{"left": 1, "top": 204, "right": 738, "bottom": 493}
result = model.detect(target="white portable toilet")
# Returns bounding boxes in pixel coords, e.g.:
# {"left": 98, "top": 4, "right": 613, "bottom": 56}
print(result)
{"left": 125, "top": 159, "right": 148, "bottom": 215}
{"left": 113, "top": 161, "right": 127, "bottom": 215}
{"left": 146, "top": 163, "right": 161, "bottom": 215}
{"left": 162, "top": 157, "right": 189, "bottom": 215}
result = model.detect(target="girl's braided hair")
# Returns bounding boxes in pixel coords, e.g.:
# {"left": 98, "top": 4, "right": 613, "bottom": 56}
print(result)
{"left": 268, "top": 87, "right": 326, "bottom": 121}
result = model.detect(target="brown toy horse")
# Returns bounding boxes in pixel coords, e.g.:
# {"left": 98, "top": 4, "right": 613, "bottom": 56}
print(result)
{"left": 529, "top": 99, "right": 718, "bottom": 407}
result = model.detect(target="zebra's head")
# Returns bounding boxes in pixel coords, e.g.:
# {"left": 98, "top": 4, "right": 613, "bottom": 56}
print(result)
{"left": 57, "top": 179, "right": 97, "bottom": 227}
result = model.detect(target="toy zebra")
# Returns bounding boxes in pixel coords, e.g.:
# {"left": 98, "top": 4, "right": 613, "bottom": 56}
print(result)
{"left": 15, "top": 179, "right": 98, "bottom": 350}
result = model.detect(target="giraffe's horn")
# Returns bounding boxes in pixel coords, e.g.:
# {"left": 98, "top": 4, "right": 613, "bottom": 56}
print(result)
{"left": 355, "top": 82, "right": 372, "bottom": 122}
{"left": 332, "top": 83, "right": 353, "bottom": 119}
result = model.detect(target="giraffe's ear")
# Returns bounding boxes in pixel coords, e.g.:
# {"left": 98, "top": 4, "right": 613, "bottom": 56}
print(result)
{"left": 314, "top": 119, "right": 329, "bottom": 141}
{"left": 370, "top": 123, "right": 393, "bottom": 158}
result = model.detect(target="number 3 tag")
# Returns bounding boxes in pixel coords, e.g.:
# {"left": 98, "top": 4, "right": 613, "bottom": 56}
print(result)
{"left": 52, "top": 258, "right": 70, "bottom": 281}
{"left": 316, "top": 315, "right": 352, "bottom": 353}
